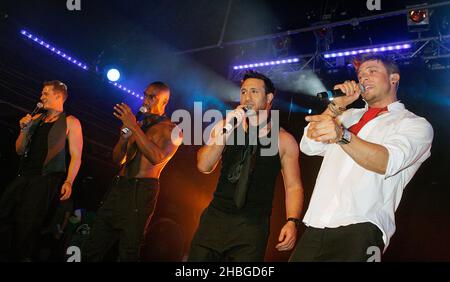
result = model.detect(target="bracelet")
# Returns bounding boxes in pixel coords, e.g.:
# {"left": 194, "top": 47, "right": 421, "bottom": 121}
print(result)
{"left": 327, "top": 101, "right": 346, "bottom": 116}
{"left": 64, "top": 181, "right": 72, "bottom": 186}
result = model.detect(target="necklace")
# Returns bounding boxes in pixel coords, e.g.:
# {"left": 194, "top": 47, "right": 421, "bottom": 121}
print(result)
{"left": 42, "top": 112, "right": 62, "bottom": 124}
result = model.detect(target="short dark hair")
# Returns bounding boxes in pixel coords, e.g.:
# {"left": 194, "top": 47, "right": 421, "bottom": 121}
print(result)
{"left": 145, "top": 81, "right": 170, "bottom": 94}
{"left": 43, "top": 80, "right": 68, "bottom": 101}
{"left": 241, "top": 70, "right": 275, "bottom": 95}
{"left": 354, "top": 54, "right": 400, "bottom": 75}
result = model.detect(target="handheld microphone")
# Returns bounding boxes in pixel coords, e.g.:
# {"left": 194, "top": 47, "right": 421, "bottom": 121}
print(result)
{"left": 31, "top": 102, "right": 44, "bottom": 116}
{"left": 121, "top": 106, "right": 148, "bottom": 135}
{"left": 20, "top": 102, "right": 44, "bottom": 130}
{"left": 317, "top": 84, "right": 365, "bottom": 100}
{"left": 223, "top": 105, "right": 254, "bottom": 134}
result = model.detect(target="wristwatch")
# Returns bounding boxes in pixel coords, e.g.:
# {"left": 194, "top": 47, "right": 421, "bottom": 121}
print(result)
{"left": 287, "top": 217, "right": 300, "bottom": 227}
{"left": 337, "top": 127, "right": 352, "bottom": 145}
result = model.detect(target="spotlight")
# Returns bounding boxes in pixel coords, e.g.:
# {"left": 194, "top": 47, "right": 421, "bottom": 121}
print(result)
{"left": 106, "top": 68, "right": 120, "bottom": 82}
{"left": 312, "top": 21, "right": 334, "bottom": 51}
{"left": 409, "top": 9, "right": 428, "bottom": 23}
{"left": 407, "top": 5, "right": 430, "bottom": 32}
{"left": 19, "top": 29, "right": 140, "bottom": 99}
{"left": 272, "top": 35, "right": 291, "bottom": 57}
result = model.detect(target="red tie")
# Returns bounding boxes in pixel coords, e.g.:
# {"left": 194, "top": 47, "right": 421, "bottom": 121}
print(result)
{"left": 349, "top": 106, "right": 388, "bottom": 135}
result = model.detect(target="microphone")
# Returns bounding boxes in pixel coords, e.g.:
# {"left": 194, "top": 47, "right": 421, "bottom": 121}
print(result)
{"left": 223, "top": 105, "right": 253, "bottom": 134}
{"left": 20, "top": 102, "right": 44, "bottom": 130}
{"left": 121, "top": 106, "right": 148, "bottom": 135}
{"left": 317, "top": 84, "right": 365, "bottom": 100}
{"left": 135, "top": 106, "right": 148, "bottom": 120}
{"left": 31, "top": 102, "right": 44, "bottom": 116}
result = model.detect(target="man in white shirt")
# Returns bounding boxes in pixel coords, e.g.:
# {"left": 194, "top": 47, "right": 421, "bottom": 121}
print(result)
{"left": 290, "top": 54, "right": 433, "bottom": 261}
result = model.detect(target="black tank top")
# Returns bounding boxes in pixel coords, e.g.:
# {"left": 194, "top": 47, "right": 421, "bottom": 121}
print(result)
{"left": 211, "top": 125, "right": 281, "bottom": 216}
{"left": 20, "top": 121, "right": 55, "bottom": 176}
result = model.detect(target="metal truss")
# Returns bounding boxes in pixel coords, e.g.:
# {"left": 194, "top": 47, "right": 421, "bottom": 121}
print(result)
{"left": 228, "top": 34, "right": 450, "bottom": 81}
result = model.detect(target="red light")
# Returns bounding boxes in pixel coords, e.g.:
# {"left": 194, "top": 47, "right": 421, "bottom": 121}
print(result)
{"left": 409, "top": 10, "right": 427, "bottom": 23}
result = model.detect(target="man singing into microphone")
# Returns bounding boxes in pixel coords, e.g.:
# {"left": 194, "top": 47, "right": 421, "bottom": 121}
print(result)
{"left": 290, "top": 54, "right": 434, "bottom": 261}
{"left": 188, "top": 71, "right": 304, "bottom": 262}
{"left": 82, "top": 81, "right": 182, "bottom": 262}
{"left": 0, "top": 80, "right": 83, "bottom": 261}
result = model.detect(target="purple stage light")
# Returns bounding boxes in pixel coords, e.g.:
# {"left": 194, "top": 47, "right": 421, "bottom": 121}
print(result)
{"left": 20, "top": 29, "right": 89, "bottom": 71}
{"left": 21, "top": 29, "right": 152, "bottom": 100}
{"left": 323, "top": 41, "right": 413, "bottom": 60}
{"left": 233, "top": 57, "right": 300, "bottom": 69}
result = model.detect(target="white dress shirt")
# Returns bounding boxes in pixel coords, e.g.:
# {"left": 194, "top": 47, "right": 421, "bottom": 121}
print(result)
{"left": 300, "top": 101, "right": 434, "bottom": 251}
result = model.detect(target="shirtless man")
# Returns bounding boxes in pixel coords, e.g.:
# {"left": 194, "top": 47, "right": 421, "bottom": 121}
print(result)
{"left": 82, "top": 81, "right": 182, "bottom": 261}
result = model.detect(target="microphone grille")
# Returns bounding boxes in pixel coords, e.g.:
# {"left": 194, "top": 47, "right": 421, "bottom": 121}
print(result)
{"left": 244, "top": 105, "right": 255, "bottom": 112}
{"left": 37, "top": 102, "right": 44, "bottom": 108}
{"left": 358, "top": 84, "right": 365, "bottom": 94}
{"left": 244, "top": 105, "right": 257, "bottom": 116}
{"left": 139, "top": 106, "right": 148, "bottom": 113}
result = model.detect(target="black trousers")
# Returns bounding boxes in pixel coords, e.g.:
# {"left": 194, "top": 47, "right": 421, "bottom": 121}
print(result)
{"left": 0, "top": 173, "right": 64, "bottom": 261}
{"left": 188, "top": 205, "right": 270, "bottom": 262}
{"left": 289, "top": 222, "right": 385, "bottom": 262}
{"left": 82, "top": 176, "right": 159, "bottom": 262}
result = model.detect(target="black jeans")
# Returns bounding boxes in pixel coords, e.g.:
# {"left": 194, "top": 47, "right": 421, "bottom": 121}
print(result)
{"left": 289, "top": 222, "right": 385, "bottom": 262}
{"left": 82, "top": 176, "right": 159, "bottom": 262}
{"left": 0, "top": 173, "right": 64, "bottom": 261}
{"left": 188, "top": 205, "right": 270, "bottom": 262}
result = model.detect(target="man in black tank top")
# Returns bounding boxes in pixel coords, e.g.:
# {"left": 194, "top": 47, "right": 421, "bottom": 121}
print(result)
{"left": 188, "top": 71, "right": 304, "bottom": 262}
{"left": 0, "top": 81, "right": 83, "bottom": 261}
{"left": 82, "top": 81, "right": 182, "bottom": 262}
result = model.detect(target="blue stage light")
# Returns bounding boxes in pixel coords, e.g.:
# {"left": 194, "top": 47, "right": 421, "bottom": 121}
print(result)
{"left": 107, "top": 69, "right": 121, "bottom": 82}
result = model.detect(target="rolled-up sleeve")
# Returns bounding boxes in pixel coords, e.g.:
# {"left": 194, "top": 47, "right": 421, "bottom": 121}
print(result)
{"left": 384, "top": 117, "right": 433, "bottom": 179}
{"left": 300, "top": 123, "right": 329, "bottom": 157}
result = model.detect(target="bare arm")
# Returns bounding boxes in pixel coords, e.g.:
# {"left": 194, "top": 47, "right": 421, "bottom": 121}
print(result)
{"left": 280, "top": 130, "right": 304, "bottom": 222}
{"left": 342, "top": 117, "right": 433, "bottom": 176}
{"left": 16, "top": 130, "right": 30, "bottom": 155}
{"left": 197, "top": 106, "right": 248, "bottom": 174}
{"left": 276, "top": 129, "right": 304, "bottom": 252}
{"left": 65, "top": 116, "right": 83, "bottom": 185}
{"left": 112, "top": 134, "right": 128, "bottom": 165}
{"left": 112, "top": 103, "right": 182, "bottom": 166}
{"left": 15, "top": 113, "right": 41, "bottom": 155}
{"left": 340, "top": 134, "right": 388, "bottom": 174}
{"left": 59, "top": 116, "right": 83, "bottom": 201}
{"left": 129, "top": 122, "right": 182, "bottom": 166}
{"left": 197, "top": 120, "right": 227, "bottom": 174}
{"left": 306, "top": 114, "right": 389, "bottom": 174}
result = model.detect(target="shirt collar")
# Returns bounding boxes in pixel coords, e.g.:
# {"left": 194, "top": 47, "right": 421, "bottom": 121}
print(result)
{"left": 363, "top": 100, "right": 405, "bottom": 112}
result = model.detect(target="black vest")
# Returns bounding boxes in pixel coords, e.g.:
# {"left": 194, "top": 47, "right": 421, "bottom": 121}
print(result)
{"left": 211, "top": 125, "right": 281, "bottom": 216}
{"left": 20, "top": 113, "right": 67, "bottom": 175}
